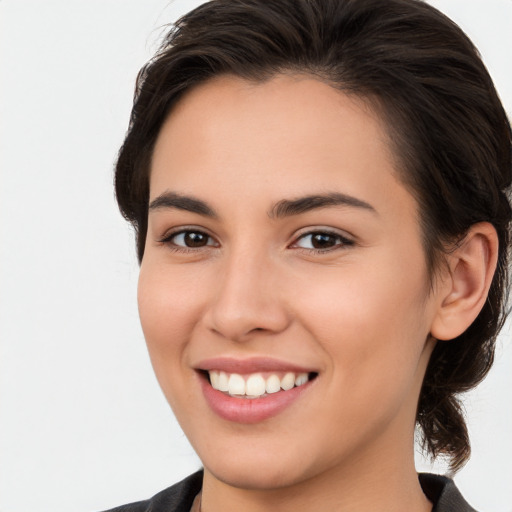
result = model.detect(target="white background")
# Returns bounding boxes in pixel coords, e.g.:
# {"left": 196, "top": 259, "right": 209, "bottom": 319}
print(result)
{"left": 0, "top": 1, "right": 511, "bottom": 511}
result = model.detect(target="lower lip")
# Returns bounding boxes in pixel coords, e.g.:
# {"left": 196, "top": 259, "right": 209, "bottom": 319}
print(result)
{"left": 199, "top": 374, "right": 314, "bottom": 424}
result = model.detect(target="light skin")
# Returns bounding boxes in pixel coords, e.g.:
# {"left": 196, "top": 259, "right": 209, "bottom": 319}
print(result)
{"left": 138, "top": 74, "right": 498, "bottom": 512}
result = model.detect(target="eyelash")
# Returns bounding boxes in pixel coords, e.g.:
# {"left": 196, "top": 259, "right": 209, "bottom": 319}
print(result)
{"left": 158, "top": 228, "right": 218, "bottom": 254}
{"left": 291, "top": 230, "right": 354, "bottom": 253}
{"left": 158, "top": 228, "right": 354, "bottom": 254}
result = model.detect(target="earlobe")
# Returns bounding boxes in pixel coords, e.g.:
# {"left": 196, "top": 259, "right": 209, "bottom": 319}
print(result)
{"left": 430, "top": 222, "right": 498, "bottom": 341}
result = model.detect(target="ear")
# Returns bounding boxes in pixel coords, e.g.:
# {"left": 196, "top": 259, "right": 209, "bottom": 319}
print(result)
{"left": 430, "top": 222, "right": 499, "bottom": 341}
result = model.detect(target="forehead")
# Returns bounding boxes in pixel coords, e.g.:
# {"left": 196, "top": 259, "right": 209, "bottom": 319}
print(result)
{"left": 153, "top": 75, "right": 396, "bottom": 185}
{"left": 159, "top": 74, "right": 389, "bottom": 150}
{"left": 150, "top": 74, "right": 417, "bottom": 226}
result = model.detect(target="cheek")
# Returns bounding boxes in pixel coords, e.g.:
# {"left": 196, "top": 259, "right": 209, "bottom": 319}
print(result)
{"left": 137, "top": 263, "right": 206, "bottom": 388}
{"left": 138, "top": 260, "right": 204, "bottom": 335}
{"left": 297, "top": 283, "right": 431, "bottom": 450}
{"left": 297, "top": 259, "right": 428, "bottom": 338}
{"left": 292, "top": 252, "right": 432, "bottom": 393}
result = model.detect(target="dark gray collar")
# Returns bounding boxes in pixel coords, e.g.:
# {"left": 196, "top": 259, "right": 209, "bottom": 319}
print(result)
{"left": 419, "top": 473, "right": 477, "bottom": 512}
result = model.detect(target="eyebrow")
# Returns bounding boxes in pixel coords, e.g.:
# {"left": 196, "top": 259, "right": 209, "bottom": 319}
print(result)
{"left": 148, "top": 191, "right": 377, "bottom": 219}
{"left": 269, "top": 193, "right": 377, "bottom": 218}
{"left": 148, "top": 191, "right": 217, "bottom": 218}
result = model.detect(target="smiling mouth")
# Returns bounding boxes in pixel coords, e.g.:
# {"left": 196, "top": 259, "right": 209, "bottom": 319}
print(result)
{"left": 204, "top": 370, "right": 318, "bottom": 399}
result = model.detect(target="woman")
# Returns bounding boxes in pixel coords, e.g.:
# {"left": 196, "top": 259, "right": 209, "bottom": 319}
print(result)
{"left": 107, "top": 0, "right": 511, "bottom": 510}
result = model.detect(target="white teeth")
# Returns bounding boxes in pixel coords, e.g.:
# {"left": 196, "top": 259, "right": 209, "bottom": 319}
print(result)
{"left": 209, "top": 370, "right": 219, "bottom": 389}
{"left": 281, "top": 372, "right": 295, "bottom": 391}
{"left": 246, "top": 374, "right": 266, "bottom": 396}
{"left": 228, "top": 373, "right": 246, "bottom": 395}
{"left": 218, "top": 371, "right": 229, "bottom": 392}
{"left": 208, "top": 370, "right": 312, "bottom": 397}
{"left": 265, "top": 374, "right": 281, "bottom": 394}
{"left": 295, "top": 373, "right": 309, "bottom": 386}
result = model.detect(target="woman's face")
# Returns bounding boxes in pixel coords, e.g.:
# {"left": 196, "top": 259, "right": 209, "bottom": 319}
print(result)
{"left": 139, "top": 75, "right": 443, "bottom": 490}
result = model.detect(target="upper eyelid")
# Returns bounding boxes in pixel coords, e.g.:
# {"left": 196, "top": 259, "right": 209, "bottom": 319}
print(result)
{"left": 289, "top": 228, "right": 355, "bottom": 251}
{"left": 173, "top": 231, "right": 216, "bottom": 244}
{"left": 292, "top": 226, "right": 354, "bottom": 241}
{"left": 159, "top": 226, "right": 217, "bottom": 241}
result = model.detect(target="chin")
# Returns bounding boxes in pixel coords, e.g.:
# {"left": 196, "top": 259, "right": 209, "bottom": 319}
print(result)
{"left": 206, "top": 458, "right": 304, "bottom": 491}
{"left": 199, "top": 438, "right": 330, "bottom": 492}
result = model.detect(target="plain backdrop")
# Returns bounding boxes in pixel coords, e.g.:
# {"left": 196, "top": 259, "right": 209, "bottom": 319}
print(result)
{"left": 1, "top": 1, "right": 511, "bottom": 511}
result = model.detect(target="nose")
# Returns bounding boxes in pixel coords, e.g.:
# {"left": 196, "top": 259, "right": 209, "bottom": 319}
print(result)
{"left": 204, "top": 249, "right": 291, "bottom": 342}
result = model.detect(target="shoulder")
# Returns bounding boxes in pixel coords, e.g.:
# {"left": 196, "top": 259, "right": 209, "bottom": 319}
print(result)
{"left": 99, "top": 470, "right": 203, "bottom": 512}
{"left": 419, "top": 473, "right": 477, "bottom": 512}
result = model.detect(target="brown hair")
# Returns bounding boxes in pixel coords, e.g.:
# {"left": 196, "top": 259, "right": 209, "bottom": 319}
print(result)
{"left": 115, "top": 0, "right": 512, "bottom": 471}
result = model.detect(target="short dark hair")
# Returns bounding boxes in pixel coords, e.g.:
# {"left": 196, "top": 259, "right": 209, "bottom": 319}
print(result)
{"left": 115, "top": 0, "right": 512, "bottom": 470}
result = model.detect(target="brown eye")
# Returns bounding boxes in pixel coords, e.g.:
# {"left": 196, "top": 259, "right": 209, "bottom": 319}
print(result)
{"left": 183, "top": 232, "right": 209, "bottom": 247}
{"left": 167, "top": 230, "right": 216, "bottom": 248}
{"left": 294, "top": 231, "right": 353, "bottom": 251}
{"left": 310, "top": 233, "right": 339, "bottom": 249}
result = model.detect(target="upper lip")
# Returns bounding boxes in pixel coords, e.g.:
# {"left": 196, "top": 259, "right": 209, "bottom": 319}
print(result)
{"left": 195, "top": 356, "right": 317, "bottom": 374}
